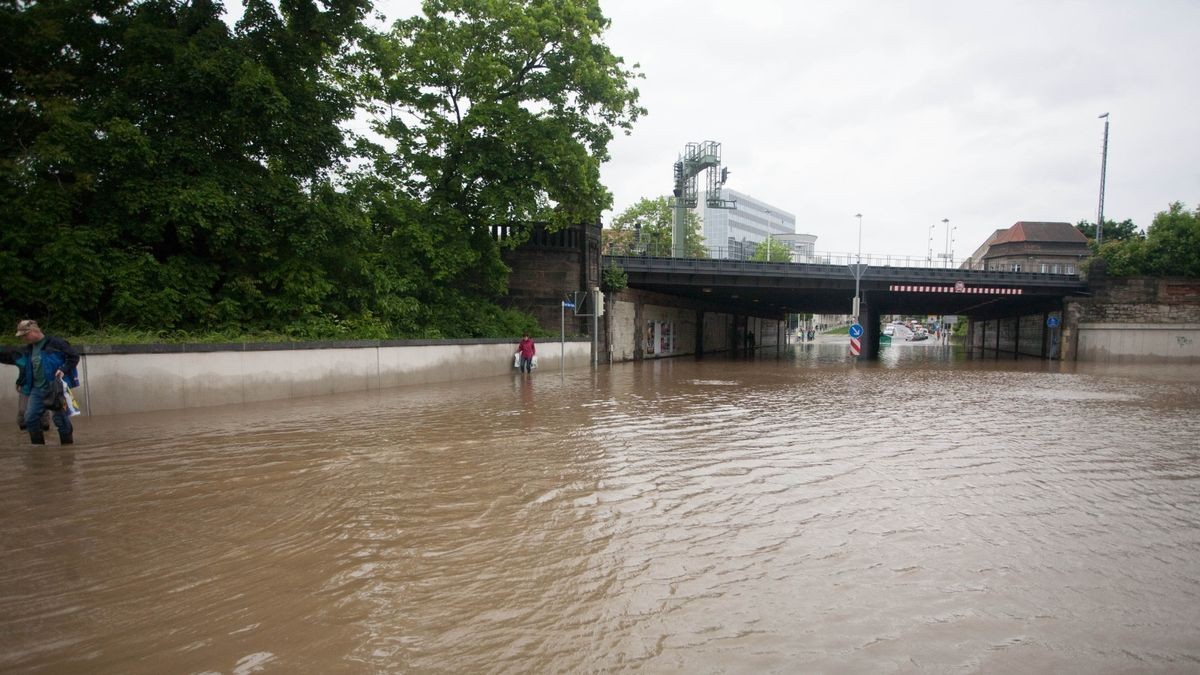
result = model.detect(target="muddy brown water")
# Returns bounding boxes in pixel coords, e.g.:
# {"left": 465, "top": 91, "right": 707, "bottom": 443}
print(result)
{"left": 2, "top": 342, "right": 1199, "bottom": 673}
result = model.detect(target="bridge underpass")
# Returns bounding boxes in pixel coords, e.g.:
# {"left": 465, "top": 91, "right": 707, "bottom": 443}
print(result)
{"left": 604, "top": 255, "right": 1090, "bottom": 360}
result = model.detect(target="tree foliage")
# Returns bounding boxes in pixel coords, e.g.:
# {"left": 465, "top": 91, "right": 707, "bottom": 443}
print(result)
{"left": 350, "top": 0, "right": 644, "bottom": 335}
{"left": 1094, "top": 202, "right": 1200, "bottom": 278}
{"left": 1075, "top": 218, "right": 1142, "bottom": 243}
{"left": 1, "top": 0, "right": 644, "bottom": 339}
{"left": 603, "top": 196, "right": 707, "bottom": 257}
{"left": 751, "top": 238, "right": 792, "bottom": 262}
{"left": 1, "top": 0, "right": 374, "bottom": 336}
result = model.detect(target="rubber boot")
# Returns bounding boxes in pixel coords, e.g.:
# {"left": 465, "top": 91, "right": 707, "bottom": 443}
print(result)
{"left": 59, "top": 431, "right": 73, "bottom": 445}
{"left": 30, "top": 429, "right": 45, "bottom": 445}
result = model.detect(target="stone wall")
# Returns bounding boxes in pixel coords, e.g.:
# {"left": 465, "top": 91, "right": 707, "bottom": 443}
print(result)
{"left": 1064, "top": 277, "right": 1200, "bottom": 363}
{"left": 1069, "top": 277, "right": 1200, "bottom": 323}
{"left": 500, "top": 221, "right": 602, "bottom": 344}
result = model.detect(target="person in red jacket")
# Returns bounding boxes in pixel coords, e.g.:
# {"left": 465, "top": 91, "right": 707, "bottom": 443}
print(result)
{"left": 516, "top": 333, "right": 536, "bottom": 374}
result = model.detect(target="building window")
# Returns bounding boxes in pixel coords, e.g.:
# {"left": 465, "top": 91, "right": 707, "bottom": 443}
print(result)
{"left": 1012, "top": 263, "right": 1022, "bottom": 272}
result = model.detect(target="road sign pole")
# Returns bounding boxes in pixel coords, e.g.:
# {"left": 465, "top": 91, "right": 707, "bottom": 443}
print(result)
{"left": 848, "top": 322, "right": 864, "bottom": 358}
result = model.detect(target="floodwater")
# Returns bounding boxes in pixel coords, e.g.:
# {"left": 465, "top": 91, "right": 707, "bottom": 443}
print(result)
{"left": 2, "top": 341, "right": 1199, "bottom": 674}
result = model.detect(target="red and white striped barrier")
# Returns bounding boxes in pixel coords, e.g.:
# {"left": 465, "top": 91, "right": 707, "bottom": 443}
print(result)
{"left": 889, "top": 284, "right": 1023, "bottom": 295}
{"left": 849, "top": 336, "right": 861, "bottom": 356}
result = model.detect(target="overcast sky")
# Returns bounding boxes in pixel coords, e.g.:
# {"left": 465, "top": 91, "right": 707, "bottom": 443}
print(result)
{"left": 373, "top": 0, "right": 1198, "bottom": 258}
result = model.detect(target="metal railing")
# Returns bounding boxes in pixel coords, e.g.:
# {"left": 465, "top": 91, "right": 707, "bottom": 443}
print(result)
{"left": 602, "top": 242, "right": 1081, "bottom": 276}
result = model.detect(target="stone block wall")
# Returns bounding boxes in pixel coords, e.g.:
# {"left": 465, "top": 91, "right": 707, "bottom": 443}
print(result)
{"left": 1070, "top": 278, "right": 1200, "bottom": 323}
{"left": 500, "top": 221, "right": 601, "bottom": 344}
{"left": 1064, "top": 277, "right": 1200, "bottom": 363}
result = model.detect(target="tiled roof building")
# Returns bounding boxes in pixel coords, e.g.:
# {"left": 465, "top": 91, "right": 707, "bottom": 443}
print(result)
{"left": 965, "top": 221, "right": 1089, "bottom": 274}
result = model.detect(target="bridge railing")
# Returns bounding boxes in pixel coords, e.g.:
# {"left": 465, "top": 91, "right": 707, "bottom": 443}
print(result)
{"left": 602, "top": 242, "right": 1081, "bottom": 276}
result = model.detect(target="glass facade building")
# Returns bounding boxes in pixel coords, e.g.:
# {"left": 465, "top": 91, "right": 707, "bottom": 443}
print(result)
{"left": 694, "top": 188, "right": 814, "bottom": 260}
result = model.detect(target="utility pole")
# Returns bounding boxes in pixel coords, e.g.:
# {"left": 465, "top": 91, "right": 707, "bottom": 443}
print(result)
{"left": 764, "top": 208, "right": 772, "bottom": 262}
{"left": 1096, "top": 113, "right": 1110, "bottom": 248}
{"left": 851, "top": 213, "right": 864, "bottom": 321}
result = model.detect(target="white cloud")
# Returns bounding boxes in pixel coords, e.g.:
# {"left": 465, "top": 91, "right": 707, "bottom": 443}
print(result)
{"left": 372, "top": 0, "right": 1200, "bottom": 257}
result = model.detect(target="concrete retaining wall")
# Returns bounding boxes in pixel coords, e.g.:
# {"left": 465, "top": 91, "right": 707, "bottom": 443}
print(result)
{"left": 608, "top": 293, "right": 784, "bottom": 361}
{"left": 1077, "top": 323, "right": 1200, "bottom": 364}
{"left": 1, "top": 339, "right": 593, "bottom": 417}
{"left": 1064, "top": 277, "right": 1200, "bottom": 363}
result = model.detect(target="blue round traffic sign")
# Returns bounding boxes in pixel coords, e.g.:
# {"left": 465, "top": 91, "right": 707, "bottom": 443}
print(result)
{"left": 849, "top": 323, "right": 864, "bottom": 338}
{"left": 1047, "top": 317, "right": 1060, "bottom": 328}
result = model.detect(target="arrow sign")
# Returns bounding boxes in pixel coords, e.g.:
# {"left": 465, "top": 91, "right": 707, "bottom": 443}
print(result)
{"left": 848, "top": 323, "right": 863, "bottom": 339}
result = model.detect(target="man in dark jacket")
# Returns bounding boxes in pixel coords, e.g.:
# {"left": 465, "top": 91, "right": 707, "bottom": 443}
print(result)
{"left": 0, "top": 348, "right": 50, "bottom": 432}
{"left": 14, "top": 320, "right": 80, "bottom": 445}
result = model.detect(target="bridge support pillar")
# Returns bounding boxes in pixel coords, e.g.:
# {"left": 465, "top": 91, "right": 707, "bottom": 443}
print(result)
{"left": 860, "top": 297, "right": 881, "bottom": 360}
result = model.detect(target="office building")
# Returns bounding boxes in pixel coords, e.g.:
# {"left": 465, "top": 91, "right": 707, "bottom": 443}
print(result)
{"left": 694, "top": 188, "right": 814, "bottom": 260}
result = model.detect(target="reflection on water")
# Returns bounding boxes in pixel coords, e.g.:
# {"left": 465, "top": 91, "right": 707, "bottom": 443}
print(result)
{"left": 2, "top": 342, "right": 1199, "bottom": 673}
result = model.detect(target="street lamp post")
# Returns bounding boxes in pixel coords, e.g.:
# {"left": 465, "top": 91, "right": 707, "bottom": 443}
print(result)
{"left": 927, "top": 222, "right": 934, "bottom": 266}
{"left": 942, "top": 218, "right": 954, "bottom": 268}
{"left": 764, "top": 208, "right": 772, "bottom": 262}
{"left": 1096, "top": 113, "right": 1110, "bottom": 248}
{"left": 851, "top": 213, "right": 864, "bottom": 321}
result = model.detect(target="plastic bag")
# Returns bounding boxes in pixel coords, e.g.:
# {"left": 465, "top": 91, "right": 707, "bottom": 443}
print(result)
{"left": 63, "top": 381, "right": 81, "bottom": 417}
{"left": 530, "top": 355, "right": 538, "bottom": 370}
{"left": 513, "top": 351, "right": 521, "bottom": 368}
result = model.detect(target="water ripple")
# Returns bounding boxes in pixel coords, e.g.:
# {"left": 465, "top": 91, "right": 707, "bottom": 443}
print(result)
{"left": 1, "top": 350, "right": 1198, "bottom": 672}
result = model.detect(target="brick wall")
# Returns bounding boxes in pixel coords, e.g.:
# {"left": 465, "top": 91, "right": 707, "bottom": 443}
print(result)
{"left": 500, "top": 222, "right": 601, "bottom": 340}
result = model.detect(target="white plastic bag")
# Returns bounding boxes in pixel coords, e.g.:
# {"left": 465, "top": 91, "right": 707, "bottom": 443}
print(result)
{"left": 63, "top": 381, "right": 81, "bottom": 417}
{"left": 531, "top": 355, "right": 538, "bottom": 370}
{"left": 513, "top": 351, "right": 521, "bottom": 368}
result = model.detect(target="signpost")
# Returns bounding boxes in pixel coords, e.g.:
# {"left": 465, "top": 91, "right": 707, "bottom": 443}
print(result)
{"left": 1047, "top": 315, "right": 1061, "bottom": 359}
{"left": 561, "top": 299, "right": 575, "bottom": 377}
{"left": 849, "top": 323, "right": 863, "bottom": 357}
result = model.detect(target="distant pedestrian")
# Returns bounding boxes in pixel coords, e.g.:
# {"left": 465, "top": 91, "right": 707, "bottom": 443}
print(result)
{"left": 13, "top": 320, "right": 79, "bottom": 445}
{"left": 516, "top": 333, "right": 536, "bottom": 374}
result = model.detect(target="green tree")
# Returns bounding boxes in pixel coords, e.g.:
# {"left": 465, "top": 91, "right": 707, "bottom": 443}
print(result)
{"left": 604, "top": 196, "right": 707, "bottom": 257}
{"left": 0, "top": 0, "right": 375, "bottom": 336}
{"left": 751, "top": 237, "right": 792, "bottom": 262}
{"left": 353, "top": 0, "right": 645, "bottom": 335}
{"left": 1075, "top": 218, "right": 1142, "bottom": 243}
{"left": 1095, "top": 202, "right": 1200, "bottom": 277}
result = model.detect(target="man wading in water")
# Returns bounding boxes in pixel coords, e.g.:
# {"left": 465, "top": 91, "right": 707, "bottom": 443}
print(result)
{"left": 516, "top": 333, "right": 536, "bottom": 374}
{"left": 13, "top": 320, "right": 80, "bottom": 445}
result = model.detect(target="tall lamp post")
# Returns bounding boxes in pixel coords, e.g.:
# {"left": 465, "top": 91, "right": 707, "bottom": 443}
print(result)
{"left": 764, "top": 208, "right": 772, "bottom": 262}
{"left": 1096, "top": 112, "right": 1110, "bottom": 247}
{"left": 942, "top": 218, "right": 954, "bottom": 268}
{"left": 927, "top": 222, "right": 934, "bottom": 266}
{"left": 851, "top": 213, "right": 864, "bottom": 321}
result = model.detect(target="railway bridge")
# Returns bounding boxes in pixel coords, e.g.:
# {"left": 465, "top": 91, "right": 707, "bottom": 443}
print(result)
{"left": 603, "top": 254, "right": 1089, "bottom": 359}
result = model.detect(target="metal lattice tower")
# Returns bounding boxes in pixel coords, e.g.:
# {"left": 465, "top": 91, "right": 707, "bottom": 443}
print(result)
{"left": 669, "top": 141, "right": 735, "bottom": 257}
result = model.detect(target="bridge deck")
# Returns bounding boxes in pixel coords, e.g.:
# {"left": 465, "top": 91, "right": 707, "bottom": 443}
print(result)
{"left": 603, "top": 255, "right": 1089, "bottom": 317}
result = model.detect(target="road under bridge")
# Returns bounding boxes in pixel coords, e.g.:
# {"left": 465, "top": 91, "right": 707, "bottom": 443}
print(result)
{"left": 604, "top": 255, "right": 1090, "bottom": 359}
